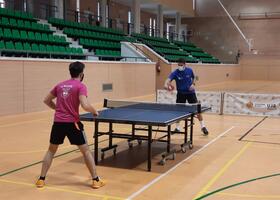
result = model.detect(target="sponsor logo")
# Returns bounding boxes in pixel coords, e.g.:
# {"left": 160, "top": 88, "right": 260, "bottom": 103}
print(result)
{"left": 245, "top": 101, "right": 279, "bottom": 112}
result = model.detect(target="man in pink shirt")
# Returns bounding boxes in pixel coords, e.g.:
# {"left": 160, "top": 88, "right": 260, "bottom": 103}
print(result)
{"left": 36, "top": 61, "right": 105, "bottom": 189}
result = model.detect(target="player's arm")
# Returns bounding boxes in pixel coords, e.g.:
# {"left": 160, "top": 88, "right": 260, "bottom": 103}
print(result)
{"left": 164, "top": 71, "right": 176, "bottom": 90}
{"left": 44, "top": 93, "right": 56, "bottom": 110}
{"left": 164, "top": 78, "right": 172, "bottom": 89}
{"left": 79, "top": 95, "right": 99, "bottom": 116}
{"left": 189, "top": 70, "right": 196, "bottom": 90}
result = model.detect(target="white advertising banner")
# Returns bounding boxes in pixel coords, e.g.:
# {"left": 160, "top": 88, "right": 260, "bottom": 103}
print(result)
{"left": 224, "top": 93, "right": 280, "bottom": 117}
{"left": 156, "top": 90, "right": 221, "bottom": 114}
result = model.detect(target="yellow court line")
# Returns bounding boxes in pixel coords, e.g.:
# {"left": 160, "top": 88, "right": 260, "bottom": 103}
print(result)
{"left": 218, "top": 192, "right": 280, "bottom": 199}
{"left": 0, "top": 179, "right": 124, "bottom": 200}
{"left": 193, "top": 142, "right": 252, "bottom": 199}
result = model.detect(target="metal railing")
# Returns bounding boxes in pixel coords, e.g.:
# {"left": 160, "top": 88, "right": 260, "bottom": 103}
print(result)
{"left": 0, "top": 49, "right": 150, "bottom": 62}
{"left": 239, "top": 11, "right": 280, "bottom": 20}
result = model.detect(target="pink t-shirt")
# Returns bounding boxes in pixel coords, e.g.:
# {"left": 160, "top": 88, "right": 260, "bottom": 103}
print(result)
{"left": 51, "top": 79, "right": 87, "bottom": 122}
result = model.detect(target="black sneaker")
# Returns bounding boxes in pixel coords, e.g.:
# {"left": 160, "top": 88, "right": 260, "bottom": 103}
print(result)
{"left": 201, "top": 127, "right": 209, "bottom": 135}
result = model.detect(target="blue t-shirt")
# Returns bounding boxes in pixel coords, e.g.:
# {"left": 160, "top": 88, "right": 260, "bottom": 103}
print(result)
{"left": 168, "top": 67, "right": 195, "bottom": 94}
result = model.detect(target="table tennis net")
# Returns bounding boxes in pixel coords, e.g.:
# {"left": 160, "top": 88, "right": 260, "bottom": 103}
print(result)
{"left": 103, "top": 99, "right": 202, "bottom": 113}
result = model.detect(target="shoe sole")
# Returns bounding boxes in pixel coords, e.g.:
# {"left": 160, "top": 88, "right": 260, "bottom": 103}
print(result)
{"left": 92, "top": 184, "right": 105, "bottom": 189}
{"left": 92, "top": 182, "right": 106, "bottom": 189}
{"left": 36, "top": 184, "right": 44, "bottom": 188}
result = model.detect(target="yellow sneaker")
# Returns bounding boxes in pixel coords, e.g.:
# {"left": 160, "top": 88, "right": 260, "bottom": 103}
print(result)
{"left": 92, "top": 177, "right": 106, "bottom": 189}
{"left": 35, "top": 179, "right": 45, "bottom": 188}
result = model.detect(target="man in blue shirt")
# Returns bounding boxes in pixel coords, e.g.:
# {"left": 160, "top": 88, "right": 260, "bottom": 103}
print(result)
{"left": 164, "top": 58, "right": 209, "bottom": 135}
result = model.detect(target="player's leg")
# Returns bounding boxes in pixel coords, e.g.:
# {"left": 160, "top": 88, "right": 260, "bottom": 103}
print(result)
{"left": 36, "top": 122, "right": 65, "bottom": 188}
{"left": 78, "top": 144, "right": 105, "bottom": 188}
{"left": 40, "top": 143, "right": 59, "bottom": 175}
{"left": 78, "top": 144, "right": 97, "bottom": 177}
{"left": 69, "top": 122, "right": 105, "bottom": 189}
{"left": 175, "top": 92, "right": 187, "bottom": 131}
{"left": 187, "top": 93, "right": 209, "bottom": 135}
{"left": 36, "top": 143, "right": 59, "bottom": 188}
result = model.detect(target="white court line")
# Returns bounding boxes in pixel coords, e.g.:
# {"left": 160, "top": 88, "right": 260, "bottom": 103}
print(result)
{"left": 126, "top": 126, "right": 235, "bottom": 200}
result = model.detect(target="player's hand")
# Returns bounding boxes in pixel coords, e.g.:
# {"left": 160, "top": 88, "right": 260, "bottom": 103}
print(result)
{"left": 189, "top": 85, "right": 195, "bottom": 91}
{"left": 93, "top": 110, "right": 99, "bottom": 116}
{"left": 166, "top": 84, "right": 174, "bottom": 91}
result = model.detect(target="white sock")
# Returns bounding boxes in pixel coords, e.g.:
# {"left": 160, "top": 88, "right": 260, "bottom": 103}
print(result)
{"left": 199, "top": 120, "right": 205, "bottom": 129}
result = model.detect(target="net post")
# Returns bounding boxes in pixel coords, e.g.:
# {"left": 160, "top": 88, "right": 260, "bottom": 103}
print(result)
{"left": 103, "top": 98, "right": 108, "bottom": 108}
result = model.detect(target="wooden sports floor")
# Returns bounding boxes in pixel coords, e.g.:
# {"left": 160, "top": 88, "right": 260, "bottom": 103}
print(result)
{"left": 1, "top": 80, "right": 280, "bottom": 200}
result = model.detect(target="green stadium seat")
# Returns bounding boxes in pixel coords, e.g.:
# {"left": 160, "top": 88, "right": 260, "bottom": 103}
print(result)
{"left": 20, "top": 30, "right": 28, "bottom": 39}
{"left": 25, "top": 21, "right": 32, "bottom": 29}
{"left": 39, "top": 44, "right": 47, "bottom": 52}
{"left": 5, "top": 41, "right": 15, "bottom": 49}
{"left": 0, "top": 28, "right": 3, "bottom": 38}
{"left": 60, "top": 36, "right": 66, "bottom": 42}
{"left": 31, "top": 22, "right": 39, "bottom": 30}
{"left": 0, "top": 40, "right": 5, "bottom": 49}
{"left": 0, "top": 8, "right": 7, "bottom": 16}
{"left": 1, "top": 17, "right": 9, "bottom": 26}
{"left": 41, "top": 33, "right": 49, "bottom": 42}
{"left": 31, "top": 43, "right": 39, "bottom": 52}
{"left": 65, "top": 47, "right": 72, "bottom": 54}
{"left": 21, "top": 12, "right": 30, "bottom": 20}
{"left": 46, "top": 45, "right": 53, "bottom": 52}
{"left": 6, "top": 9, "right": 14, "bottom": 17}
{"left": 14, "top": 11, "right": 21, "bottom": 18}
{"left": 53, "top": 35, "right": 60, "bottom": 43}
{"left": 17, "top": 20, "right": 25, "bottom": 28}
{"left": 76, "top": 48, "right": 83, "bottom": 54}
{"left": 53, "top": 45, "right": 59, "bottom": 53}
{"left": 3, "top": 28, "right": 12, "bottom": 39}
{"left": 15, "top": 42, "right": 23, "bottom": 51}
{"left": 27, "top": 31, "right": 35, "bottom": 41}
{"left": 43, "top": 24, "right": 50, "bottom": 31}
{"left": 10, "top": 18, "right": 17, "bottom": 27}
{"left": 58, "top": 46, "right": 66, "bottom": 52}
{"left": 12, "top": 29, "right": 21, "bottom": 39}
{"left": 35, "top": 32, "right": 42, "bottom": 41}
{"left": 48, "top": 34, "right": 55, "bottom": 43}
{"left": 79, "top": 38, "right": 85, "bottom": 45}
{"left": 23, "top": 42, "right": 31, "bottom": 51}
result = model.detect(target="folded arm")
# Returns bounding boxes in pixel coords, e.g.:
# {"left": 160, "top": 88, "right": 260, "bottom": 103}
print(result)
{"left": 44, "top": 93, "right": 56, "bottom": 110}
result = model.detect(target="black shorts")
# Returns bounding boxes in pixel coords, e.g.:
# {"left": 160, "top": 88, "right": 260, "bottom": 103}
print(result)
{"left": 50, "top": 122, "right": 87, "bottom": 145}
{"left": 176, "top": 92, "right": 198, "bottom": 104}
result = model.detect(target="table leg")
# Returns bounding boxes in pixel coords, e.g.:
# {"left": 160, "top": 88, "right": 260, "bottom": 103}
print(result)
{"left": 190, "top": 115, "right": 194, "bottom": 145}
{"left": 167, "top": 125, "right": 171, "bottom": 153}
{"left": 109, "top": 122, "right": 113, "bottom": 147}
{"left": 184, "top": 119, "right": 188, "bottom": 144}
{"left": 148, "top": 125, "right": 152, "bottom": 171}
{"left": 94, "top": 121, "right": 99, "bottom": 165}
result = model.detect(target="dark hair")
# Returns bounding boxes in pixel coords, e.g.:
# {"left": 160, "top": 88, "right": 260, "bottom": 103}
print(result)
{"left": 69, "top": 61, "right": 85, "bottom": 78}
{"left": 177, "top": 58, "right": 186, "bottom": 64}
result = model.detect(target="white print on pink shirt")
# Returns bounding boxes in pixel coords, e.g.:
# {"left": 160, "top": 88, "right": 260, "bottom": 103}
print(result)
{"left": 61, "top": 85, "right": 73, "bottom": 98}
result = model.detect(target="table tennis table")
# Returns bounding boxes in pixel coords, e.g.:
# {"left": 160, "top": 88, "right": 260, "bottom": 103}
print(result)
{"left": 80, "top": 99, "right": 210, "bottom": 171}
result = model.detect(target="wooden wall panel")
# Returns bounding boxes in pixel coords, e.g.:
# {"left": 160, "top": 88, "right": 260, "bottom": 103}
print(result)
{"left": 171, "top": 63, "right": 241, "bottom": 86}
{"left": 23, "top": 61, "right": 69, "bottom": 112}
{"left": 0, "top": 61, "right": 24, "bottom": 115}
{"left": 240, "top": 56, "right": 280, "bottom": 81}
{"left": 0, "top": 60, "right": 155, "bottom": 116}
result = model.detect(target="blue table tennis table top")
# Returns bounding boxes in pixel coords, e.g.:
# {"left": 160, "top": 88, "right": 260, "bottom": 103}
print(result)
{"left": 80, "top": 102, "right": 210, "bottom": 126}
